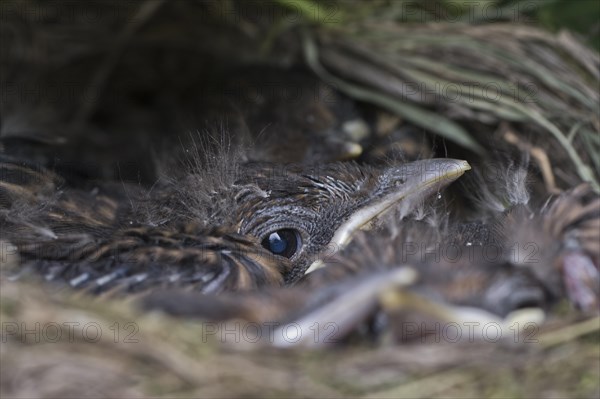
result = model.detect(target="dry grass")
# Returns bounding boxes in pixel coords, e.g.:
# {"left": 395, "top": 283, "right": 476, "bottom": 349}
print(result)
{"left": 1, "top": 1, "right": 599, "bottom": 397}
{"left": 1, "top": 278, "right": 599, "bottom": 398}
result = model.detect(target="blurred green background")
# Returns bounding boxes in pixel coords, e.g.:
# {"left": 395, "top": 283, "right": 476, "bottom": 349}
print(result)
{"left": 533, "top": 0, "right": 600, "bottom": 50}
{"left": 280, "top": 0, "right": 600, "bottom": 51}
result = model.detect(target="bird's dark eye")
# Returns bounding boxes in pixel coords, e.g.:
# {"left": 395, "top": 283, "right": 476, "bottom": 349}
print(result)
{"left": 261, "top": 229, "right": 301, "bottom": 258}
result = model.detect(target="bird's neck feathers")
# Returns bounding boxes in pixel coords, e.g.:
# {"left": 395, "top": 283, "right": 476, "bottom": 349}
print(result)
{"left": 149, "top": 131, "right": 251, "bottom": 228}
{"left": 463, "top": 157, "right": 531, "bottom": 218}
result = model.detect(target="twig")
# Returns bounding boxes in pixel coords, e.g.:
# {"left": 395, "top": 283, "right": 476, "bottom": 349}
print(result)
{"left": 539, "top": 316, "right": 600, "bottom": 349}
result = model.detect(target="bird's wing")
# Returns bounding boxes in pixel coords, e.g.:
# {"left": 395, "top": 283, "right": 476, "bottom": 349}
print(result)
{"left": 1, "top": 161, "right": 290, "bottom": 295}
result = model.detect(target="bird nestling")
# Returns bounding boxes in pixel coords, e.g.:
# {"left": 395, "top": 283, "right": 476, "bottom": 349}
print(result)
{"left": 0, "top": 155, "right": 470, "bottom": 293}
{"left": 138, "top": 176, "right": 599, "bottom": 347}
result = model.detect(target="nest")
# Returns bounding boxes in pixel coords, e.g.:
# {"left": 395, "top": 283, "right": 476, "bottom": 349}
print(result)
{"left": 1, "top": 1, "right": 599, "bottom": 397}
{"left": 1, "top": 279, "right": 599, "bottom": 398}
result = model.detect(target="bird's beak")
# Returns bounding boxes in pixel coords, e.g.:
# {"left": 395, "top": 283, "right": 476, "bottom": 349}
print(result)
{"left": 305, "top": 159, "right": 470, "bottom": 274}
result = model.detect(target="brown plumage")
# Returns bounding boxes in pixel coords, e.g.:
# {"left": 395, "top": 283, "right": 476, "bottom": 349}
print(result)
{"left": 136, "top": 183, "right": 599, "bottom": 347}
{"left": 0, "top": 156, "right": 469, "bottom": 294}
{"left": 502, "top": 184, "right": 600, "bottom": 312}
{"left": 1, "top": 160, "right": 291, "bottom": 293}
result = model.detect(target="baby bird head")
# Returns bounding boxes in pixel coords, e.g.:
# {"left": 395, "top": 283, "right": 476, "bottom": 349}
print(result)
{"left": 230, "top": 159, "right": 470, "bottom": 283}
